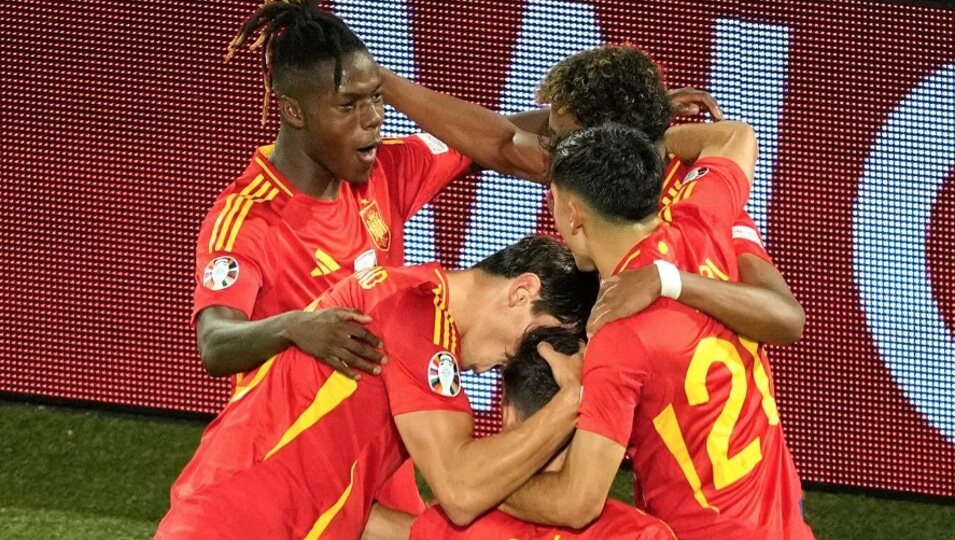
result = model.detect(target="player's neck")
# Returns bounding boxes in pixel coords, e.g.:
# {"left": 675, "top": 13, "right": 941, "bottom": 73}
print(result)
{"left": 590, "top": 217, "right": 660, "bottom": 278}
{"left": 442, "top": 269, "right": 480, "bottom": 336}
{"left": 269, "top": 131, "right": 341, "bottom": 200}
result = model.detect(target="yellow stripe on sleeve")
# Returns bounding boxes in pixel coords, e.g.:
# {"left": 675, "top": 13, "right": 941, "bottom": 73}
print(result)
{"left": 303, "top": 461, "right": 358, "bottom": 540}
{"left": 264, "top": 372, "right": 358, "bottom": 460}
{"left": 219, "top": 184, "right": 280, "bottom": 253}
{"left": 210, "top": 175, "right": 266, "bottom": 251}
{"left": 208, "top": 194, "right": 238, "bottom": 252}
{"left": 432, "top": 290, "right": 444, "bottom": 347}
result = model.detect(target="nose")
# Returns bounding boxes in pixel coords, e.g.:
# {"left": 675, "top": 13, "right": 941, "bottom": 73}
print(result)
{"left": 361, "top": 100, "right": 384, "bottom": 130}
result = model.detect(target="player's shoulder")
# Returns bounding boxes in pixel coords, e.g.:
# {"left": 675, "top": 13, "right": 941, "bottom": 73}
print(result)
{"left": 371, "top": 275, "right": 442, "bottom": 323}
{"left": 349, "top": 265, "right": 443, "bottom": 315}
{"left": 377, "top": 133, "right": 453, "bottom": 162}
{"left": 198, "top": 178, "right": 288, "bottom": 255}
{"left": 682, "top": 155, "right": 747, "bottom": 186}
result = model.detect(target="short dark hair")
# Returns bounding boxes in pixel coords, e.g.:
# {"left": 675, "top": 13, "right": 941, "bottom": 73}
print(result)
{"left": 549, "top": 123, "right": 663, "bottom": 223}
{"left": 538, "top": 45, "right": 671, "bottom": 142}
{"left": 473, "top": 235, "right": 598, "bottom": 334}
{"left": 503, "top": 326, "right": 582, "bottom": 421}
{"left": 226, "top": 0, "right": 370, "bottom": 124}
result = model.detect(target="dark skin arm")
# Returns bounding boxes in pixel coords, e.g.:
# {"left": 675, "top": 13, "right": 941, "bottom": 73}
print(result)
{"left": 587, "top": 254, "right": 804, "bottom": 344}
{"left": 464, "top": 108, "right": 551, "bottom": 175}
{"left": 196, "top": 305, "right": 384, "bottom": 380}
{"left": 381, "top": 68, "right": 550, "bottom": 182}
{"left": 462, "top": 89, "right": 723, "bottom": 176}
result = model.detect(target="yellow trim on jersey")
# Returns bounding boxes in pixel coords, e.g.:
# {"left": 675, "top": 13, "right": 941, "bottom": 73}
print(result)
{"left": 618, "top": 250, "right": 642, "bottom": 273}
{"left": 429, "top": 269, "right": 459, "bottom": 349}
{"left": 254, "top": 156, "right": 294, "bottom": 196}
{"left": 209, "top": 178, "right": 280, "bottom": 253}
{"left": 380, "top": 138, "right": 405, "bottom": 145}
{"left": 223, "top": 184, "right": 276, "bottom": 252}
{"left": 432, "top": 296, "right": 443, "bottom": 347}
{"left": 264, "top": 372, "right": 358, "bottom": 460}
{"left": 662, "top": 158, "right": 681, "bottom": 189}
{"left": 303, "top": 460, "right": 358, "bottom": 540}
{"left": 229, "top": 356, "right": 277, "bottom": 403}
{"left": 208, "top": 174, "right": 264, "bottom": 251}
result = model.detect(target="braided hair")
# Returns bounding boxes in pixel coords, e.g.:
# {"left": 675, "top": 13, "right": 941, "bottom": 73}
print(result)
{"left": 225, "top": 0, "right": 369, "bottom": 125}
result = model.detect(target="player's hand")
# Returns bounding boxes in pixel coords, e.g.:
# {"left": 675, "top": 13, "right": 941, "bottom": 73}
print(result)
{"left": 537, "top": 341, "right": 584, "bottom": 391}
{"left": 587, "top": 265, "right": 661, "bottom": 338}
{"left": 668, "top": 88, "right": 724, "bottom": 120}
{"left": 283, "top": 308, "right": 385, "bottom": 381}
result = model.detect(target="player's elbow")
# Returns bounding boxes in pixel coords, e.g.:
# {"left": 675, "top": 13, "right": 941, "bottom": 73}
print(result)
{"left": 765, "top": 298, "right": 805, "bottom": 345}
{"left": 434, "top": 487, "right": 482, "bottom": 527}
{"left": 196, "top": 332, "right": 232, "bottom": 378}
{"left": 199, "top": 345, "right": 231, "bottom": 377}
{"left": 777, "top": 301, "right": 805, "bottom": 345}
{"left": 561, "top": 491, "right": 604, "bottom": 529}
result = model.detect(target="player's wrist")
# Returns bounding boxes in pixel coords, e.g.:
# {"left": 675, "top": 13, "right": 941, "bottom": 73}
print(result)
{"left": 653, "top": 260, "right": 682, "bottom": 300}
{"left": 277, "top": 310, "right": 307, "bottom": 345}
{"left": 554, "top": 384, "right": 583, "bottom": 414}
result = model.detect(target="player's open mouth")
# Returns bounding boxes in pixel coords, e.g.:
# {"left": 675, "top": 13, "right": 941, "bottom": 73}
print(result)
{"left": 356, "top": 142, "right": 380, "bottom": 164}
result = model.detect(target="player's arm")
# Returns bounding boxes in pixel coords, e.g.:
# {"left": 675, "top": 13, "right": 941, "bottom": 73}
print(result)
{"left": 196, "top": 306, "right": 383, "bottom": 380}
{"left": 500, "top": 430, "right": 625, "bottom": 528}
{"left": 394, "top": 383, "right": 579, "bottom": 527}
{"left": 361, "top": 503, "right": 414, "bottom": 540}
{"left": 587, "top": 254, "right": 804, "bottom": 344}
{"left": 500, "top": 326, "right": 644, "bottom": 527}
{"left": 663, "top": 121, "right": 758, "bottom": 182}
{"left": 468, "top": 88, "right": 721, "bottom": 176}
{"left": 380, "top": 68, "right": 549, "bottom": 182}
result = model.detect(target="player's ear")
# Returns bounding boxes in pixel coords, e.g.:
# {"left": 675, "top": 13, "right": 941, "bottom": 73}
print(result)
{"left": 568, "top": 200, "right": 585, "bottom": 235}
{"left": 502, "top": 402, "right": 518, "bottom": 430}
{"left": 509, "top": 273, "right": 543, "bottom": 307}
{"left": 278, "top": 95, "right": 305, "bottom": 128}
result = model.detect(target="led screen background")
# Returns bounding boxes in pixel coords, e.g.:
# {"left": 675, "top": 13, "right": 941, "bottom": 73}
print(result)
{"left": 2, "top": 0, "right": 953, "bottom": 496}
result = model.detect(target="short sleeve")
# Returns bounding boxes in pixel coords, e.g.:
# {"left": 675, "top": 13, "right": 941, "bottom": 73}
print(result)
{"left": 731, "top": 212, "right": 773, "bottom": 263}
{"left": 192, "top": 251, "right": 264, "bottom": 324}
{"left": 378, "top": 134, "right": 473, "bottom": 221}
{"left": 665, "top": 156, "right": 751, "bottom": 234}
{"left": 376, "top": 290, "right": 473, "bottom": 417}
{"left": 576, "top": 322, "right": 650, "bottom": 447}
{"left": 191, "top": 207, "right": 270, "bottom": 324}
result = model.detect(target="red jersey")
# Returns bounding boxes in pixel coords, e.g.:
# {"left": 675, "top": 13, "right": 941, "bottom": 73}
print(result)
{"left": 192, "top": 133, "right": 471, "bottom": 328}
{"left": 410, "top": 500, "right": 676, "bottom": 540}
{"left": 158, "top": 264, "right": 472, "bottom": 539}
{"left": 577, "top": 157, "right": 812, "bottom": 540}
{"left": 659, "top": 155, "right": 771, "bottom": 263}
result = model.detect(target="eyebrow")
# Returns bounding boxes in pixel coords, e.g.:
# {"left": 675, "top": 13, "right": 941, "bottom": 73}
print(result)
{"left": 337, "top": 84, "right": 383, "bottom": 100}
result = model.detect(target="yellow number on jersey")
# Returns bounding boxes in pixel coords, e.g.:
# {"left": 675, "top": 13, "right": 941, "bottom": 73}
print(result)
{"left": 355, "top": 267, "right": 388, "bottom": 290}
{"left": 652, "top": 336, "right": 780, "bottom": 507}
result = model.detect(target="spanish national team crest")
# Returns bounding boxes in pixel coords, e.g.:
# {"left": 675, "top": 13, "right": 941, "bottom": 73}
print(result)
{"left": 428, "top": 351, "right": 461, "bottom": 398}
{"left": 683, "top": 167, "right": 709, "bottom": 183}
{"left": 360, "top": 200, "right": 391, "bottom": 251}
{"left": 203, "top": 256, "right": 239, "bottom": 291}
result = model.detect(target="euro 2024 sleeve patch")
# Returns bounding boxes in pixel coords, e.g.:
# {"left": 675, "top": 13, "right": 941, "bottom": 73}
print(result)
{"left": 414, "top": 133, "right": 449, "bottom": 155}
{"left": 428, "top": 351, "right": 461, "bottom": 397}
{"left": 203, "top": 256, "right": 239, "bottom": 291}
{"left": 683, "top": 166, "right": 709, "bottom": 183}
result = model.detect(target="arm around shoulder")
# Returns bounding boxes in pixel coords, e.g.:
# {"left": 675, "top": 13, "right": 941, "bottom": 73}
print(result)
{"left": 394, "top": 386, "right": 580, "bottom": 526}
{"left": 664, "top": 121, "right": 758, "bottom": 182}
